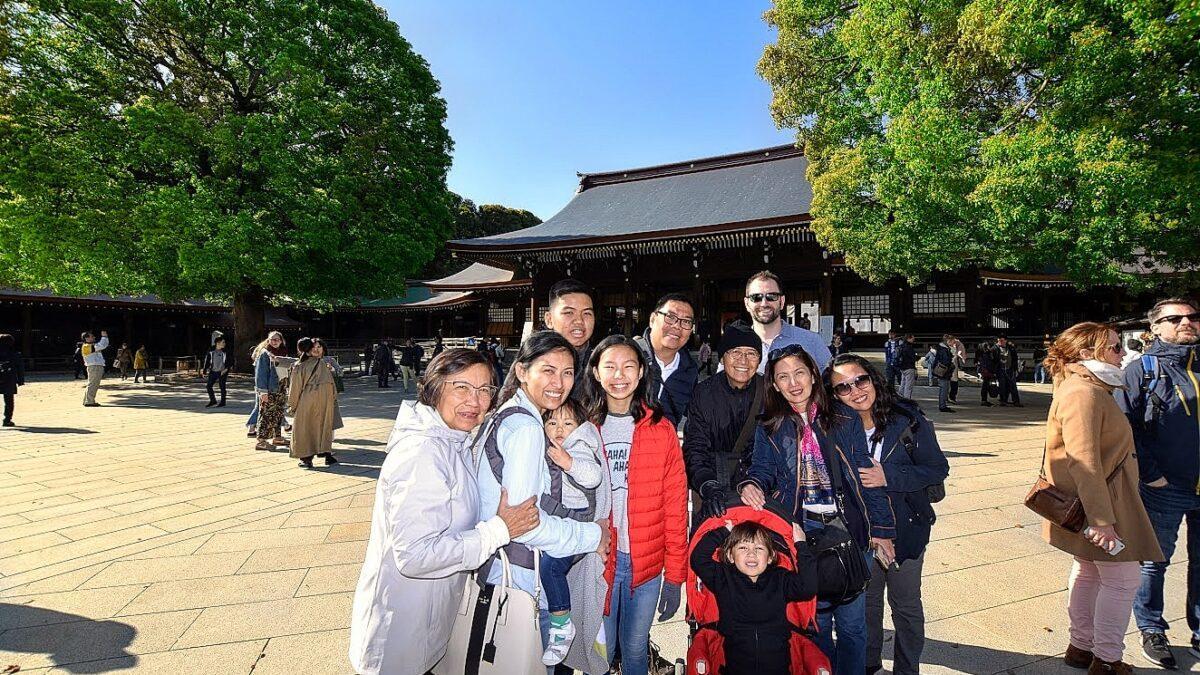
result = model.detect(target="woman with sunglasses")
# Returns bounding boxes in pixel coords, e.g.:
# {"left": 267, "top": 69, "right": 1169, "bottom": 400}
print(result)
{"left": 739, "top": 343, "right": 896, "bottom": 675}
{"left": 825, "top": 354, "right": 949, "bottom": 675}
{"left": 1042, "top": 322, "right": 1163, "bottom": 675}
{"left": 349, "top": 348, "right": 540, "bottom": 675}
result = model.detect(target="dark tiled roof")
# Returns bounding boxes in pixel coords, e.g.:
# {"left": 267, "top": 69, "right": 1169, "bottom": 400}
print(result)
{"left": 450, "top": 145, "right": 809, "bottom": 251}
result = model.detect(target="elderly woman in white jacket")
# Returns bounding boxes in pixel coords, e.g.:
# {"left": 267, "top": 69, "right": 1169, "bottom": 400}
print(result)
{"left": 349, "top": 349, "right": 539, "bottom": 675}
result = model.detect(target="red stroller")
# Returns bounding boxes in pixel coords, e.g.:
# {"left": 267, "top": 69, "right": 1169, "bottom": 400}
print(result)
{"left": 686, "top": 504, "right": 832, "bottom": 675}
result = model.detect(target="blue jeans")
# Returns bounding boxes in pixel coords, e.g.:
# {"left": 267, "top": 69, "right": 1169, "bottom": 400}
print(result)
{"left": 247, "top": 395, "right": 259, "bottom": 427}
{"left": 603, "top": 551, "right": 662, "bottom": 675}
{"left": 1133, "top": 482, "right": 1200, "bottom": 639}
{"left": 1034, "top": 364, "right": 1047, "bottom": 384}
{"left": 805, "top": 519, "right": 870, "bottom": 675}
{"left": 541, "top": 553, "right": 580, "bottom": 613}
{"left": 937, "top": 377, "right": 951, "bottom": 409}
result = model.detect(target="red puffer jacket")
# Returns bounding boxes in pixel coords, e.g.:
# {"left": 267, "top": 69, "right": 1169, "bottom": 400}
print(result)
{"left": 604, "top": 408, "right": 689, "bottom": 610}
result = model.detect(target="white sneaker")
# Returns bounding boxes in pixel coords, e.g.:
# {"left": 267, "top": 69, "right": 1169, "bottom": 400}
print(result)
{"left": 541, "top": 617, "right": 576, "bottom": 666}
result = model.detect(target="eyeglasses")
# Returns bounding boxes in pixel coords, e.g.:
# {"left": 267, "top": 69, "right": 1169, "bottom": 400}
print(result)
{"left": 832, "top": 373, "right": 873, "bottom": 397}
{"left": 448, "top": 381, "right": 498, "bottom": 401}
{"left": 1154, "top": 312, "right": 1200, "bottom": 325}
{"left": 725, "top": 348, "right": 760, "bottom": 363}
{"left": 654, "top": 310, "right": 695, "bottom": 331}
{"left": 746, "top": 292, "right": 781, "bottom": 304}
{"left": 767, "top": 343, "right": 810, "bottom": 363}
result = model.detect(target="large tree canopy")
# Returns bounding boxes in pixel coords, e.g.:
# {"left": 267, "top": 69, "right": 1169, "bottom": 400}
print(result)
{"left": 0, "top": 0, "right": 453, "bottom": 358}
{"left": 759, "top": 0, "right": 1199, "bottom": 288}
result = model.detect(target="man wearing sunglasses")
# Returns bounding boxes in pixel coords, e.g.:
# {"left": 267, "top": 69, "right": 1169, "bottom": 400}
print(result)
{"left": 1117, "top": 297, "right": 1200, "bottom": 670}
{"left": 742, "top": 270, "right": 831, "bottom": 375}
{"left": 634, "top": 293, "right": 699, "bottom": 427}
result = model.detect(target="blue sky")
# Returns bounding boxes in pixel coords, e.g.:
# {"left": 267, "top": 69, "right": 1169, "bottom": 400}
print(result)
{"left": 379, "top": 0, "right": 794, "bottom": 220}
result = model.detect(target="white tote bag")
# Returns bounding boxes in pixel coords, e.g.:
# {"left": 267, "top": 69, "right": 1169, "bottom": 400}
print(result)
{"left": 433, "top": 549, "right": 544, "bottom": 675}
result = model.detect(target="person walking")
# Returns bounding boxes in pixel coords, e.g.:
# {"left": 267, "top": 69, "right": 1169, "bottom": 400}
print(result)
{"left": 1117, "top": 298, "right": 1200, "bottom": 670}
{"left": 348, "top": 348, "right": 540, "bottom": 675}
{"left": 1041, "top": 322, "right": 1164, "bottom": 675}
{"left": 995, "top": 335, "right": 1023, "bottom": 407}
{"left": 0, "top": 334, "right": 25, "bottom": 427}
{"left": 372, "top": 341, "right": 393, "bottom": 388}
{"left": 81, "top": 330, "right": 109, "bottom": 406}
{"left": 288, "top": 338, "right": 341, "bottom": 469}
{"left": 634, "top": 292, "right": 699, "bottom": 427}
{"left": 897, "top": 334, "right": 919, "bottom": 399}
{"left": 115, "top": 343, "right": 133, "bottom": 380}
{"left": 133, "top": 344, "right": 148, "bottom": 383}
{"left": 252, "top": 331, "right": 290, "bottom": 451}
{"left": 203, "top": 337, "right": 231, "bottom": 408}
{"left": 827, "top": 354, "right": 949, "bottom": 675}
{"left": 72, "top": 341, "right": 85, "bottom": 380}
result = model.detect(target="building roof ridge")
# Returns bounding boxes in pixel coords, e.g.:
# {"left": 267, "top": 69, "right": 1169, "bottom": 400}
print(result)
{"left": 577, "top": 144, "right": 801, "bottom": 191}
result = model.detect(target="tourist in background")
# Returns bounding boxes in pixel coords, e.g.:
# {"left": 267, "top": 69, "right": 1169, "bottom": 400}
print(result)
{"left": 288, "top": 337, "right": 341, "bottom": 469}
{"left": 81, "top": 330, "right": 108, "bottom": 407}
{"left": 1119, "top": 338, "right": 1143, "bottom": 370}
{"left": 1042, "top": 322, "right": 1162, "bottom": 675}
{"left": 373, "top": 340, "right": 393, "bottom": 388}
{"left": 72, "top": 341, "right": 85, "bottom": 380}
{"left": 884, "top": 330, "right": 902, "bottom": 389}
{"left": 977, "top": 341, "right": 997, "bottom": 407}
{"left": 740, "top": 344, "right": 896, "bottom": 675}
{"left": 635, "top": 292, "right": 699, "bottom": 427}
{"left": 396, "top": 338, "right": 419, "bottom": 392}
{"left": 253, "top": 331, "right": 290, "bottom": 451}
{"left": 115, "top": 343, "right": 133, "bottom": 380}
{"left": 827, "top": 354, "right": 949, "bottom": 675}
{"left": 348, "top": 348, "right": 539, "bottom": 675}
{"left": 202, "top": 337, "right": 230, "bottom": 408}
{"left": 697, "top": 338, "right": 713, "bottom": 377}
{"left": 0, "top": 333, "right": 25, "bottom": 427}
{"left": 946, "top": 335, "right": 966, "bottom": 404}
{"left": 133, "top": 344, "right": 148, "bottom": 383}
{"left": 587, "top": 334, "right": 688, "bottom": 675}
{"left": 1034, "top": 339, "right": 1051, "bottom": 384}
{"left": 924, "top": 345, "right": 938, "bottom": 387}
{"left": 995, "top": 335, "right": 1023, "bottom": 407}
{"left": 897, "top": 333, "right": 919, "bottom": 399}
{"left": 932, "top": 336, "right": 957, "bottom": 413}
{"left": 1117, "top": 298, "right": 1200, "bottom": 670}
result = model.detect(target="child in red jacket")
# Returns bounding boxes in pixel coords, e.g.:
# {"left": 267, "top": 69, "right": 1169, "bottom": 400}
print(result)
{"left": 586, "top": 335, "right": 688, "bottom": 675}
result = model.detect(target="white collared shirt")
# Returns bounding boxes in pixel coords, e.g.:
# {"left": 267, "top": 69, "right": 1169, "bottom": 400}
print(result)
{"left": 657, "top": 350, "right": 681, "bottom": 399}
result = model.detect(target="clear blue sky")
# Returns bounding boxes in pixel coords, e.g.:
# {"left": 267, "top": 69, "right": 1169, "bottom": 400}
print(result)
{"left": 378, "top": 0, "right": 794, "bottom": 221}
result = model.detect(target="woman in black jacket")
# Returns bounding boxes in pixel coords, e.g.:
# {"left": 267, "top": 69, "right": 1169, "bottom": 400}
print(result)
{"left": 825, "top": 354, "right": 950, "bottom": 675}
{"left": 0, "top": 333, "right": 26, "bottom": 427}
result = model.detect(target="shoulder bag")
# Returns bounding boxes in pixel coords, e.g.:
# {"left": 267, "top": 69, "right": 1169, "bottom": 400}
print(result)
{"left": 1024, "top": 447, "right": 1127, "bottom": 533}
{"left": 804, "top": 437, "right": 871, "bottom": 605}
{"left": 433, "top": 549, "right": 544, "bottom": 675}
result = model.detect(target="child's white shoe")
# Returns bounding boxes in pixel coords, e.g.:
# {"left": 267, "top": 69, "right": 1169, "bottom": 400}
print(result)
{"left": 541, "top": 617, "right": 576, "bottom": 666}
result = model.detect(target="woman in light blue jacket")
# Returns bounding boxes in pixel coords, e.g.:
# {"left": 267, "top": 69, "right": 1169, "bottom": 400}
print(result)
{"left": 349, "top": 348, "right": 539, "bottom": 675}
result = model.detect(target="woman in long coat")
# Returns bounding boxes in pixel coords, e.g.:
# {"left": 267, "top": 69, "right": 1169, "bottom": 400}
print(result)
{"left": 288, "top": 338, "right": 341, "bottom": 469}
{"left": 1041, "top": 321, "right": 1163, "bottom": 675}
{"left": 348, "top": 348, "right": 539, "bottom": 675}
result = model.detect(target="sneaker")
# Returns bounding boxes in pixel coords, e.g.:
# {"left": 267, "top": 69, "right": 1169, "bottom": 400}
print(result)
{"left": 2, "top": 420, "right": 14, "bottom": 427}
{"left": 541, "top": 617, "right": 576, "bottom": 666}
{"left": 298, "top": 457, "right": 314, "bottom": 470}
{"left": 1141, "top": 632, "right": 1177, "bottom": 670}
{"left": 255, "top": 440, "right": 272, "bottom": 451}
{"left": 981, "top": 401, "right": 993, "bottom": 407}
{"left": 247, "top": 429, "right": 257, "bottom": 438}
{"left": 323, "top": 454, "right": 339, "bottom": 466}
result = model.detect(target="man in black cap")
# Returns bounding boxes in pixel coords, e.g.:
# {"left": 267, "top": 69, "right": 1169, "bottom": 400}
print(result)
{"left": 682, "top": 321, "right": 765, "bottom": 522}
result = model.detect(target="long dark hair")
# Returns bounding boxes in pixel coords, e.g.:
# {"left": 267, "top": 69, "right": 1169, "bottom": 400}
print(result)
{"left": 586, "top": 334, "right": 663, "bottom": 426}
{"left": 761, "top": 344, "right": 831, "bottom": 434}
{"left": 823, "top": 353, "right": 908, "bottom": 443}
{"left": 498, "top": 330, "right": 576, "bottom": 406}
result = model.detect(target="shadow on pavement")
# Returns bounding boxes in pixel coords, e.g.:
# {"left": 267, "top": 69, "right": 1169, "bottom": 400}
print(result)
{"left": 9, "top": 427, "right": 99, "bottom": 434}
{"left": 0, "top": 604, "right": 137, "bottom": 673}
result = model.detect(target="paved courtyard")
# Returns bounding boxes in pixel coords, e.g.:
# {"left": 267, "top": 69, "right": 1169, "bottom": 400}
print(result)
{"left": 0, "top": 373, "right": 1194, "bottom": 674}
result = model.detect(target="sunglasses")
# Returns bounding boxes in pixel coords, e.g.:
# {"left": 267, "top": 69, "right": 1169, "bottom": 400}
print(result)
{"left": 746, "top": 292, "right": 782, "bottom": 303}
{"left": 1154, "top": 312, "right": 1200, "bottom": 326}
{"left": 832, "top": 373, "right": 873, "bottom": 397}
{"left": 767, "top": 343, "right": 810, "bottom": 363}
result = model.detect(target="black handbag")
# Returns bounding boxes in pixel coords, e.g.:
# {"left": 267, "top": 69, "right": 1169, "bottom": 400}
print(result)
{"left": 805, "top": 440, "right": 871, "bottom": 605}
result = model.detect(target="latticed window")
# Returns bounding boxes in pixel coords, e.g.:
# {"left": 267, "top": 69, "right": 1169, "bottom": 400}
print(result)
{"left": 487, "top": 303, "right": 514, "bottom": 323}
{"left": 842, "top": 294, "right": 891, "bottom": 333}
{"left": 912, "top": 292, "right": 966, "bottom": 316}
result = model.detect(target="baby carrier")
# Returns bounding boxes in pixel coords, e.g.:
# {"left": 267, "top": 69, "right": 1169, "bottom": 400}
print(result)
{"left": 686, "top": 502, "right": 832, "bottom": 675}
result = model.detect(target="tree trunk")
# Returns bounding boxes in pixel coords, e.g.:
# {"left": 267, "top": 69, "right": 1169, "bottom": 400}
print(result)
{"left": 233, "top": 287, "right": 267, "bottom": 373}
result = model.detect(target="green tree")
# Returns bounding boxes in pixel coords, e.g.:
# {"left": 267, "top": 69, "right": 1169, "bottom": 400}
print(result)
{"left": 759, "top": 0, "right": 1199, "bottom": 288}
{"left": 420, "top": 196, "right": 540, "bottom": 278}
{"left": 0, "top": 0, "right": 453, "bottom": 363}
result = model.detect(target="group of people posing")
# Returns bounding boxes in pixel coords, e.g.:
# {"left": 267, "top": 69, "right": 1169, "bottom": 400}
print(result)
{"left": 348, "top": 270, "right": 954, "bottom": 675}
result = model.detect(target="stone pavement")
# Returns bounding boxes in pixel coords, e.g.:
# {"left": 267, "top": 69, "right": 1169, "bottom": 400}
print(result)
{"left": 0, "top": 374, "right": 1194, "bottom": 674}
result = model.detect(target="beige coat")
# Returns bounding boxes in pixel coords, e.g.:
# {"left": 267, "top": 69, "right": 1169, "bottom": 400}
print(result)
{"left": 287, "top": 358, "right": 339, "bottom": 459}
{"left": 1041, "top": 363, "right": 1164, "bottom": 562}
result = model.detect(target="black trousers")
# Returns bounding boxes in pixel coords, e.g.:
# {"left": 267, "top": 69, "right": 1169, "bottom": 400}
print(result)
{"left": 998, "top": 372, "right": 1020, "bottom": 404}
{"left": 3, "top": 393, "right": 13, "bottom": 422}
{"left": 949, "top": 379, "right": 959, "bottom": 401}
{"left": 206, "top": 371, "right": 228, "bottom": 404}
{"left": 980, "top": 376, "right": 994, "bottom": 402}
{"left": 377, "top": 370, "right": 390, "bottom": 387}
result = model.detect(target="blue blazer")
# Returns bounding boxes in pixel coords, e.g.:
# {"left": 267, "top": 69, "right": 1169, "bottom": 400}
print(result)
{"left": 872, "top": 400, "right": 950, "bottom": 562}
{"left": 742, "top": 404, "right": 896, "bottom": 549}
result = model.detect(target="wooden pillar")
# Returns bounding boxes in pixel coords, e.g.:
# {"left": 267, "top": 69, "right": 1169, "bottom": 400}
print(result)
{"left": 330, "top": 309, "right": 337, "bottom": 340}
{"left": 21, "top": 306, "right": 33, "bottom": 356}
{"left": 124, "top": 311, "right": 134, "bottom": 348}
{"left": 819, "top": 273, "right": 835, "bottom": 327}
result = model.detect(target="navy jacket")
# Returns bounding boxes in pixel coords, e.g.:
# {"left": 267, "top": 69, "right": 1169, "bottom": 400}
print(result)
{"left": 1117, "top": 340, "right": 1200, "bottom": 490}
{"left": 896, "top": 341, "right": 918, "bottom": 371}
{"left": 636, "top": 330, "right": 699, "bottom": 427}
{"left": 0, "top": 348, "right": 25, "bottom": 395}
{"left": 872, "top": 401, "right": 950, "bottom": 562}
{"left": 742, "top": 406, "right": 896, "bottom": 549}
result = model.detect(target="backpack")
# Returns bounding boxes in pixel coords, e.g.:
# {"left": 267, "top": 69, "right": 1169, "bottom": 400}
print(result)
{"left": 1139, "top": 354, "right": 1166, "bottom": 431}
{"left": 475, "top": 406, "right": 597, "bottom": 568}
{"left": 895, "top": 409, "right": 946, "bottom": 506}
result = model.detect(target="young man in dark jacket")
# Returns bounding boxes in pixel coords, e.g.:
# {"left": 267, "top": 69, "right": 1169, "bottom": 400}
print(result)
{"left": 683, "top": 322, "right": 763, "bottom": 520}
{"left": 543, "top": 279, "right": 596, "bottom": 405}
{"left": 0, "top": 333, "right": 25, "bottom": 427}
{"left": 1117, "top": 298, "right": 1200, "bottom": 669}
{"left": 635, "top": 293, "right": 699, "bottom": 427}
{"left": 994, "top": 336, "right": 1022, "bottom": 407}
